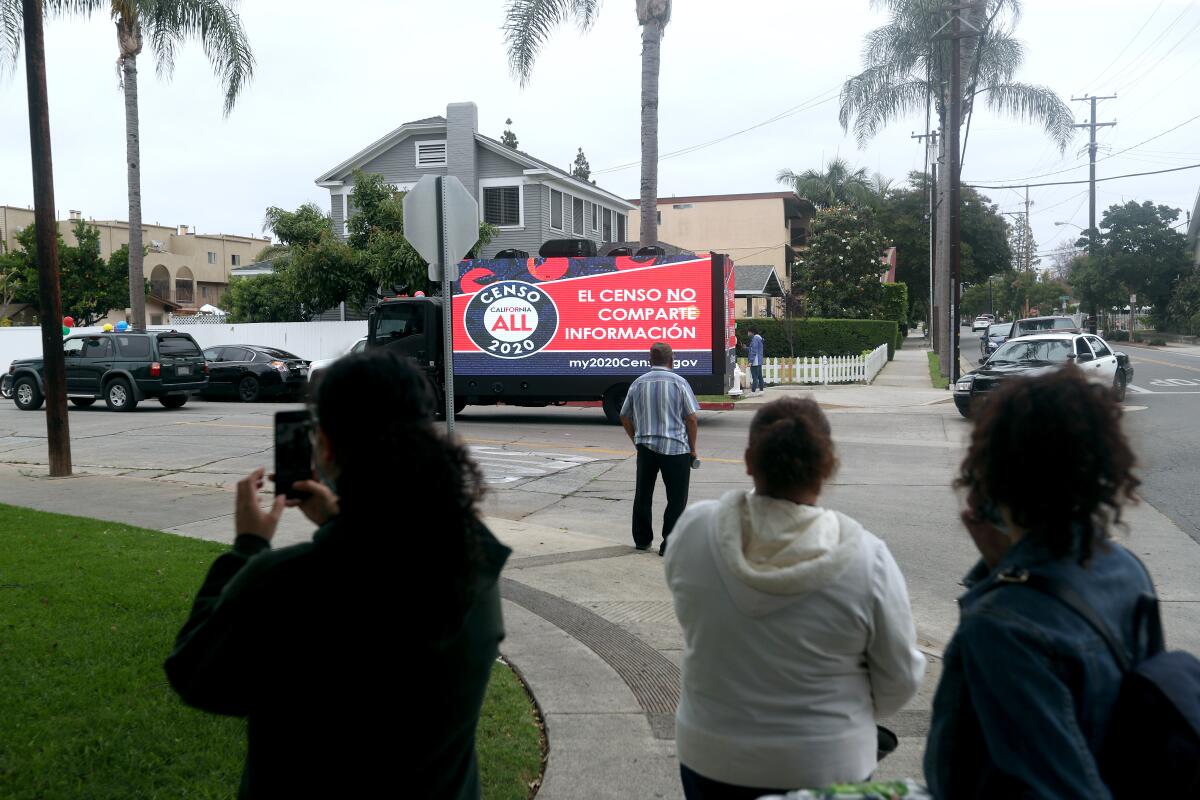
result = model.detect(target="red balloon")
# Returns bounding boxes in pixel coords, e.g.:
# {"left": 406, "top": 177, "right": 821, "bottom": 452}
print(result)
{"left": 62, "top": 316, "right": 75, "bottom": 328}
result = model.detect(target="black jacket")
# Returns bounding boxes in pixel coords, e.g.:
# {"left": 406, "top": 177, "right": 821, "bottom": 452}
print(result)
{"left": 165, "top": 517, "right": 510, "bottom": 799}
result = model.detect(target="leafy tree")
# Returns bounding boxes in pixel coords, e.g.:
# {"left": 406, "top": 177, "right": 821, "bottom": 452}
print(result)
{"left": 1006, "top": 216, "right": 1039, "bottom": 272}
{"left": 571, "top": 147, "right": 592, "bottom": 182}
{"left": 264, "top": 203, "right": 332, "bottom": 250}
{"left": 777, "top": 158, "right": 873, "bottom": 209}
{"left": 2, "top": 0, "right": 255, "bottom": 331}
{"left": 501, "top": 118, "right": 519, "bottom": 149}
{"left": 961, "top": 270, "right": 1068, "bottom": 319}
{"left": 221, "top": 273, "right": 303, "bottom": 324}
{"left": 288, "top": 238, "right": 365, "bottom": 318}
{"left": 505, "top": 0, "right": 672, "bottom": 246}
{"left": 0, "top": 248, "right": 25, "bottom": 323}
{"left": 10, "top": 221, "right": 139, "bottom": 326}
{"left": 792, "top": 206, "right": 888, "bottom": 319}
{"left": 1089, "top": 201, "right": 1190, "bottom": 328}
{"left": 1167, "top": 269, "right": 1200, "bottom": 335}
{"left": 1069, "top": 254, "right": 1126, "bottom": 323}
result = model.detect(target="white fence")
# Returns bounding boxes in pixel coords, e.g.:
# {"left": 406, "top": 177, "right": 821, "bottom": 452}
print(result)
{"left": 0, "top": 321, "right": 367, "bottom": 369}
{"left": 740, "top": 344, "right": 889, "bottom": 386}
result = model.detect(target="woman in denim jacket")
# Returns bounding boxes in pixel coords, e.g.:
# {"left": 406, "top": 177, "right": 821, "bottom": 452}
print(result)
{"left": 925, "top": 368, "right": 1151, "bottom": 799}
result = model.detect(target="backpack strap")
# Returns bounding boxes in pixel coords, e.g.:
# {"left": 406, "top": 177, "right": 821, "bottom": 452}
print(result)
{"left": 987, "top": 568, "right": 1133, "bottom": 672}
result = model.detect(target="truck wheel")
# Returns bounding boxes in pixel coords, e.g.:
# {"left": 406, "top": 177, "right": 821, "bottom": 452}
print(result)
{"left": 105, "top": 378, "right": 138, "bottom": 412}
{"left": 602, "top": 385, "right": 628, "bottom": 425}
{"left": 1113, "top": 372, "right": 1126, "bottom": 403}
{"left": 14, "top": 377, "right": 44, "bottom": 411}
{"left": 454, "top": 396, "right": 467, "bottom": 415}
{"left": 159, "top": 395, "right": 188, "bottom": 409}
{"left": 70, "top": 398, "right": 96, "bottom": 408}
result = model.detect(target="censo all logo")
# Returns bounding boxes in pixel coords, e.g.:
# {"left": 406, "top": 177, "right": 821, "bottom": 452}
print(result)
{"left": 464, "top": 280, "right": 559, "bottom": 359}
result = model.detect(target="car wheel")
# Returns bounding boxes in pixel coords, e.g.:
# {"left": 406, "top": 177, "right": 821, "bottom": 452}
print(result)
{"left": 454, "top": 396, "right": 468, "bottom": 415}
{"left": 13, "top": 377, "right": 44, "bottom": 411}
{"left": 1113, "top": 371, "right": 1127, "bottom": 403}
{"left": 105, "top": 378, "right": 138, "bottom": 412}
{"left": 237, "top": 376, "right": 260, "bottom": 403}
{"left": 69, "top": 397, "right": 96, "bottom": 408}
{"left": 159, "top": 395, "right": 188, "bottom": 409}
{"left": 602, "top": 385, "right": 629, "bottom": 426}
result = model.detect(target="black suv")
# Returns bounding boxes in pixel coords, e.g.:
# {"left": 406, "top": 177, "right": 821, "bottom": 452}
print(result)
{"left": 3, "top": 330, "right": 208, "bottom": 412}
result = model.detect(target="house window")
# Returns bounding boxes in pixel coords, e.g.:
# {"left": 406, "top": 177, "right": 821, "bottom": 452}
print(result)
{"left": 603, "top": 208, "right": 612, "bottom": 240}
{"left": 617, "top": 214, "right": 626, "bottom": 242}
{"left": 415, "top": 140, "right": 447, "bottom": 168}
{"left": 150, "top": 314, "right": 163, "bottom": 326}
{"left": 231, "top": 254, "right": 241, "bottom": 267}
{"left": 550, "top": 189, "right": 563, "bottom": 230}
{"left": 483, "top": 186, "right": 521, "bottom": 227}
{"left": 592, "top": 204, "right": 598, "bottom": 231}
{"left": 207, "top": 251, "right": 216, "bottom": 264}
{"left": 573, "top": 197, "right": 584, "bottom": 235}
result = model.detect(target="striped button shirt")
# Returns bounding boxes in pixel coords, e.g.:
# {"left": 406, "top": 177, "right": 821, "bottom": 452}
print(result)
{"left": 620, "top": 367, "right": 700, "bottom": 455}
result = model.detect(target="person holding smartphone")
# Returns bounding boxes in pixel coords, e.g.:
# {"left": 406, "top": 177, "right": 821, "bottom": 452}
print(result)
{"left": 165, "top": 351, "right": 508, "bottom": 799}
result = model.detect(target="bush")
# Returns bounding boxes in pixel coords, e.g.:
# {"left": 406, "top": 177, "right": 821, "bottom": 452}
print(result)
{"left": 1104, "top": 329, "right": 1130, "bottom": 341}
{"left": 1149, "top": 337, "right": 1167, "bottom": 346}
{"left": 1132, "top": 333, "right": 1145, "bottom": 343}
{"left": 881, "top": 282, "right": 909, "bottom": 333}
{"left": 736, "top": 318, "right": 899, "bottom": 360}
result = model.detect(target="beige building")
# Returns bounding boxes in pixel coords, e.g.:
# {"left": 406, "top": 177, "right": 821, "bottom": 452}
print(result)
{"left": 0, "top": 205, "right": 270, "bottom": 324}
{"left": 630, "top": 191, "right": 813, "bottom": 318}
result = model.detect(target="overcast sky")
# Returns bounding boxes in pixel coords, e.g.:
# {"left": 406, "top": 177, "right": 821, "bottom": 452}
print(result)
{"left": 2, "top": 0, "right": 1197, "bottom": 262}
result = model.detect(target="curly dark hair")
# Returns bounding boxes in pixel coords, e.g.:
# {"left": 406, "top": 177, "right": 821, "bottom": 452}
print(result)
{"left": 314, "top": 350, "right": 486, "bottom": 609}
{"left": 747, "top": 397, "right": 838, "bottom": 497}
{"left": 957, "top": 367, "right": 1140, "bottom": 563}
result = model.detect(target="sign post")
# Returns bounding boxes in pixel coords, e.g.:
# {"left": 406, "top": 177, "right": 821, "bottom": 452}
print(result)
{"left": 402, "top": 174, "right": 479, "bottom": 434}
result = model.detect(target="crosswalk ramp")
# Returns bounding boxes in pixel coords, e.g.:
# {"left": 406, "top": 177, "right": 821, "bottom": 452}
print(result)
{"left": 468, "top": 445, "right": 599, "bottom": 486}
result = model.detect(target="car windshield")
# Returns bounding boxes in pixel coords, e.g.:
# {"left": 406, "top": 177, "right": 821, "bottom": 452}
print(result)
{"left": 988, "top": 323, "right": 1011, "bottom": 336}
{"left": 990, "top": 338, "right": 1073, "bottom": 364}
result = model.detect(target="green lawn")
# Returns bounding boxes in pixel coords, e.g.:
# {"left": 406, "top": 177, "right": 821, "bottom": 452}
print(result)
{"left": 0, "top": 505, "right": 543, "bottom": 799}
{"left": 927, "top": 351, "right": 949, "bottom": 389}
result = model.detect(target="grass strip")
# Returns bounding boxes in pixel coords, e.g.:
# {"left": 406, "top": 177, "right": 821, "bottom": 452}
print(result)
{"left": 927, "top": 351, "right": 949, "bottom": 389}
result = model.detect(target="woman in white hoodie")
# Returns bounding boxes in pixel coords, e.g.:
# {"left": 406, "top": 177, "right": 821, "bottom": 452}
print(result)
{"left": 664, "top": 397, "right": 926, "bottom": 799}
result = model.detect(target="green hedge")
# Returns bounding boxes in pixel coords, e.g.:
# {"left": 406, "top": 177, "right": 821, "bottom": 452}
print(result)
{"left": 882, "top": 283, "right": 909, "bottom": 332}
{"left": 737, "top": 318, "right": 899, "bottom": 360}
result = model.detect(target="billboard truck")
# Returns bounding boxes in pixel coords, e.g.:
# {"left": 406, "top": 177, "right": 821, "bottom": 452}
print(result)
{"left": 367, "top": 249, "right": 736, "bottom": 423}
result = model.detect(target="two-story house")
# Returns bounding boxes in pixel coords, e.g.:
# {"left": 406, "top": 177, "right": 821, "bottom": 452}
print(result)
{"left": 315, "top": 102, "right": 635, "bottom": 259}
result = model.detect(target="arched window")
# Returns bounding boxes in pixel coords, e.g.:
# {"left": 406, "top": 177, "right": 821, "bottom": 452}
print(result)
{"left": 175, "top": 266, "right": 195, "bottom": 306}
{"left": 150, "top": 265, "right": 170, "bottom": 300}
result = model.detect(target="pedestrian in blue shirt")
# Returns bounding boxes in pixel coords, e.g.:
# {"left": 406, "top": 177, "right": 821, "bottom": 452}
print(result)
{"left": 747, "top": 327, "right": 765, "bottom": 394}
{"left": 620, "top": 342, "right": 700, "bottom": 555}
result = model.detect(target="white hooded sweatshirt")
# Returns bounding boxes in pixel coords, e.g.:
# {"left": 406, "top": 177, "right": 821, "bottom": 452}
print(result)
{"left": 664, "top": 490, "right": 926, "bottom": 789}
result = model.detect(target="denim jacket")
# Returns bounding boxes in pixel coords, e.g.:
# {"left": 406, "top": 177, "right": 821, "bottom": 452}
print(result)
{"left": 924, "top": 534, "right": 1154, "bottom": 799}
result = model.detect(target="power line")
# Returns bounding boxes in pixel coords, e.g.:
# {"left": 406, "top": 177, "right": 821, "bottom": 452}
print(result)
{"left": 1115, "top": 16, "right": 1200, "bottom": 94}
{"left": 967, "top": 162, "right": 1200, "bottom": 190}
{"left": 1099, "top": 1, "right": 1196, "bottom": 87}
{"left": 1086, "top": 0, "right": 1165, "bottom": 88}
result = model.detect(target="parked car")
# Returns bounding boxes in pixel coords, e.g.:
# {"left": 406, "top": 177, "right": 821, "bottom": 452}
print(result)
{"left": 954, "top": 332, "right": 1133, "bottom": 418}
{"left": 201, "top": 345, "right": 309, "bottom": 402}
{"left": 1009, "top": 315, "right": 1080, "bottom": 339}
{"left": 971, "top": 314, "right": 995, "bottom": 332}
{"left": 3, "top": 330, "right": 207, "bottom": 412}
{"left": 980, "top": 321, "right": 1013, "bottom": 357}
{"left": 308, "top": 336, "right": 367, "bottom": 384}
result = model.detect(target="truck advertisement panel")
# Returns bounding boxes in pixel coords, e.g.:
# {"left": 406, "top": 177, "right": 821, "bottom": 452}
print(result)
{"left": 451, "top": 254, "right": 720, "bottom": 376}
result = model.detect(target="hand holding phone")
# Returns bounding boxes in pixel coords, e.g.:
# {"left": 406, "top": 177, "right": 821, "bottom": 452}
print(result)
{"left": 274, "top": 411, "right": 313, "bottom": 500}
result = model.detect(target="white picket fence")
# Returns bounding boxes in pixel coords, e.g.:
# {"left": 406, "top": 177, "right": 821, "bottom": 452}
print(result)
{"left": 740, "top": 343, "right": 889, "bottom": 386}
{"left": 0, "top": 321, "right": 367, "bottom": 369}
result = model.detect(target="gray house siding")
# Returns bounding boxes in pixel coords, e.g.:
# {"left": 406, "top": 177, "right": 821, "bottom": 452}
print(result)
{"left": 330, "top": 195, "right": 345, "bottom": 238}
{"left": 477, "top": 146, "right": 521, "bottom": 181}
{"left": 357, "top": 133, "right": 448, "bottom": 185}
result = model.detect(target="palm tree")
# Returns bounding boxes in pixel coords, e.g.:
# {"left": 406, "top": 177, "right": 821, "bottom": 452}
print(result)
{"left": 2, "top": 0, "right": 254, "bottom": 329}
{"left": 776, "top": 158, "right": 873, "bottom": 208}
{"left": 839, "top": 0, "right": 1073, "bottom": 154}
{"left": 504, "top": 0, "right": 671, "bottom": 248}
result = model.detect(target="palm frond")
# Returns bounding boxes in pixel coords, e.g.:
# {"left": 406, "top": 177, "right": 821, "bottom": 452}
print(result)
{"left": 143, "top": 0, "right": 255, "bottom": 116}
{"left": 975, "top": 30, "right": 1022, "bottom": 86}
{"left": 0, "top": 0, "right": 21, "bottom": 73}
{"left": 982, "top": 81, "right": 1076, "bottom": 152}
{"left": 846, "top": 77, "right": 931, "bottom": 146}
{"left": 503, "top": 0, "right": 596, "bottom": 87}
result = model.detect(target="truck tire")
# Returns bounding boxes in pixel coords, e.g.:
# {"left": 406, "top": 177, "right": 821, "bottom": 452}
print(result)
{"left": 602, "top": 385, "right": 628, "bottom": 425}
{"left": 14, "top": 377, "right": 44, "bottom": 411}
{"left": 159, "top": 395, "right": 188, "bottom": 409}
{"left": 70, "top": 398, "right": 96, "bottom": 408}
{"left": 105, "top": 378, "right": 138, "bottom": 412}
{"left": 454, "top": 396, "right": 468, "bottom": 415}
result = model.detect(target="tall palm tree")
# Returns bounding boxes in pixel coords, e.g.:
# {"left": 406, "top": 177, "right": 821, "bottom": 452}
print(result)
{"left": 776, "top": 158, "right": 873, "bottom": 208}
{"left": 2, "top": 0, "right": 254, "bottom": 329}
{"left": 504, "top": 0, "right": 671, "bottom": 248}
{"left": 839, "top": 0, "right": 1073, "bottom": 154}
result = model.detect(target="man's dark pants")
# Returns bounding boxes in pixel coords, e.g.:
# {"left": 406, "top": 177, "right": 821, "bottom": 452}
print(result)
{"left": 750, "top": 364, "right": 764, "bottom": 392}
{"left": 633, "top": 444, "right": 692, "bottom": 548}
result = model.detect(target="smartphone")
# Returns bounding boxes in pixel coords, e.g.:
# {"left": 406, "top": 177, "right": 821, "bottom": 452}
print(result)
{"left": 274, "top": 410, "right": 313, "bottom": 500}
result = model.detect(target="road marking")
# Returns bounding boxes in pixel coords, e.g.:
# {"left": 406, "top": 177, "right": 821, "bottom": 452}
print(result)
{"left": 1128, "top": 355, "right": 1200, "bottom": 374}
{"left": 1126, "top": 384, "right": 1151, "bottom": 394}
{"left": 1150, "top": 378, "right": 1200, "bottom": 387}
{"left": 1122, "top": 406, "right": 1148, "bottom": 412}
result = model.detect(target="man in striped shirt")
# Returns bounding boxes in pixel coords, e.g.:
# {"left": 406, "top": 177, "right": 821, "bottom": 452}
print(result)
{"left": 620, "top": 342, "right": 700, "bottom": 556}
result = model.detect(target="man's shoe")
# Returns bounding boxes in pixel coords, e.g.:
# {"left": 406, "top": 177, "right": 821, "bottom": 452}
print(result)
{"left": 658, "top": 541, "right": 667, "bottom": 556}
{"left": 635, "top": 542, "right": 651, "bottom": 551}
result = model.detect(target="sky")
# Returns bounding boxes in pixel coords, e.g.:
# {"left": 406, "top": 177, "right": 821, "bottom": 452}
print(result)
{"left": 1, "top": 0, "right": 1198, "bottom": 264}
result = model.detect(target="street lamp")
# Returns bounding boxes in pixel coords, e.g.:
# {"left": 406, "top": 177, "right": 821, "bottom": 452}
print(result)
{"left": 1053, "top": 221, "right": 1084, "bottom": 230}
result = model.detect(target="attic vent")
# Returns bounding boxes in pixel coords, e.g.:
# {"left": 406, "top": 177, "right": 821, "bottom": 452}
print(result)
{"left": 415, "top": 140, "right": 447, "bottom": 168}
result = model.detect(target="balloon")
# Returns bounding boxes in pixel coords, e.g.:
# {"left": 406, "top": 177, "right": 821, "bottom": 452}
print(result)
{"left": 62, "top": 316, "right": 74, "bottom": 327}
{"left": 414, "top": 291, "right": 425, "bottom": 297}
{"left": 62, "top": 325, "right": 70, "bottom": 336}
{"left": 115, "top": 321, "right": 128, "bottom": 332}
{"left": 102, "top": 323, "right": 114, "bottom": 332}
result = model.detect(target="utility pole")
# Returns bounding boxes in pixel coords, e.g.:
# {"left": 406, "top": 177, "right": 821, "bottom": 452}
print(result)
{"left": 1072, "top": 93, "right": 1115, "bottom": 333}
{"left": 21, "top": 0, "right": 72, "bottom": 477}
{"left": 1024, "top": 185, "right": 1034, "bottom": 272}
{"left": 912, "top": 130, "right": 938, "bottom": 343}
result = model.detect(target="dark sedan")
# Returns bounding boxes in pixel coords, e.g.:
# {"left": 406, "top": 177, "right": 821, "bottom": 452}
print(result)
{"left": 954, "top": 333, "right": 1133, "bottom": 418}
{"left": 201, "top": 345, "right": 309, "bottom": 402}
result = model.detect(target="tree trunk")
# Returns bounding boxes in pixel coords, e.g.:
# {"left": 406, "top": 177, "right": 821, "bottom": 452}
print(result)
{"left": 122, "top": 53, "right": 146, "bottom": 329}
{"left": 638, "top": 18, "right": 662, "bottom": 248}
